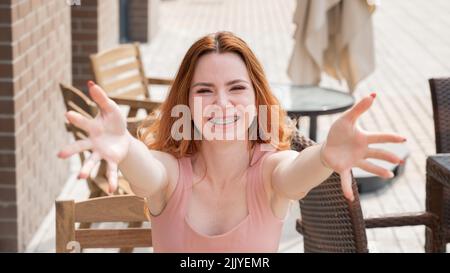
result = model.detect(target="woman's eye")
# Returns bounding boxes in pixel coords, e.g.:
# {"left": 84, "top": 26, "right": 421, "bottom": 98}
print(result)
{"left": 196, "top": 89, "right": 212, "bottom": 94}
{"left": 230, "top": 86, "right": 246, "bottom": 91}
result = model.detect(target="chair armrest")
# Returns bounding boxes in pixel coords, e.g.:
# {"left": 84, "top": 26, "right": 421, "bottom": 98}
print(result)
{"left": 364, "top": 212, "right": 438, "bottom": 229}
{"left": 427, "top": 154, "right": 450, "bottom": 187}
{"left": 110, "top": 96, "right": 161, "bottom": 112}
{"left": 126, "top": 117, "right": 143, "bottom": 138}
{"left": 147, "top": 77, "right": 174, "bottom": 85}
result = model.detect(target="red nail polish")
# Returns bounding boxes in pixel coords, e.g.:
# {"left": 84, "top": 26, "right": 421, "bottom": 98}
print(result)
{"left": 87, "top": 80, "right": 95, "bottom": 88}
{"left": 370, "top": 93, "right": 376, "bottom": 99}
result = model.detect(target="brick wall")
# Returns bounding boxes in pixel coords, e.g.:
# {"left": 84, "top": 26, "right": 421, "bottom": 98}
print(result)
{"left": 128, "top": 0, "right": 159, "bottom": 43}
{"left": 71, "top": 0, "right": 119, "bottom": 91}
{"left": 0, "top": 0, "right": 71, "bottom": 251}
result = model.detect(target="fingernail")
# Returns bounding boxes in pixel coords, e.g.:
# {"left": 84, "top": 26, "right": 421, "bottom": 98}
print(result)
{"left": 370, "top": 93, "right": 376, "bottom": 99}
{"left": 87, "top": 80, "right": 95, "bottom": 88}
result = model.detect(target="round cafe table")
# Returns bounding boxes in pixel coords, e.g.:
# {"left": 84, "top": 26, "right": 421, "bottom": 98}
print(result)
{"left": 270, "top": 84, "right": 355, "bottom": 141}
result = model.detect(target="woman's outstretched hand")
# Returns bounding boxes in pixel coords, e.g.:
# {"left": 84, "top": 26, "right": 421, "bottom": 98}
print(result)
{"left": 321, "top": 93, "right": 406, "bottom": 202}
{"left": 57, "top": 81, "right": 131, "bottom": 193}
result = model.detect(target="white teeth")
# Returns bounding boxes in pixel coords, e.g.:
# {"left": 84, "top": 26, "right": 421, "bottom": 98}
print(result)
{"left": 209, "top": 116, "right": 239, "bottom": 125}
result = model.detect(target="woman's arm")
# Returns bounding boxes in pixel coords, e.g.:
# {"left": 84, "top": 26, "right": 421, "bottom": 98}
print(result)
{"left": 118, "top": 135, "right": 177, "bottom": 198}
{"left": 271, "top": 93, "right": 406, "bottom": 202}
{"left": 271, "top": 145, "right": 333, "bottom": 200}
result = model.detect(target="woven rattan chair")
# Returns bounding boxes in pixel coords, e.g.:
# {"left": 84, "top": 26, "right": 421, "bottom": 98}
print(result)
{"left": 425, "top": 78, "right": 450, "bottom": 252}
{"left": 291, "top": 133, "right": 440, "bottom": 252}
{"left": 429, "top": 78, "right": 450, "bottom": 154}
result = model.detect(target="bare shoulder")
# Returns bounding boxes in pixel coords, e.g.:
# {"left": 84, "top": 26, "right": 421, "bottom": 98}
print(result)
{"left": 148, "top": 149, "right": 179, "bottom": 173}
{"left": 150, "top": 150, "right": 179, "bottom": 184}
{"left": 261, "top": 149, "right": 299, "bottom": 196}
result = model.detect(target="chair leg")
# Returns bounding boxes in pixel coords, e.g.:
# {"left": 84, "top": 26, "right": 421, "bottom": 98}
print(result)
{"left": 425, "top": 177, "right": 446, "bottom": 253}
{"left": 119, "top": 221, "right": 144, "bottom": 253}
{"left": 425, "top": 225, "right": 446, "bottom": 252}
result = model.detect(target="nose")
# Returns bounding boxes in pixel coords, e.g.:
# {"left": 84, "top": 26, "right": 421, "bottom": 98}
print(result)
{"left": 215, "top": 89, "right": 232, "bottom": 109}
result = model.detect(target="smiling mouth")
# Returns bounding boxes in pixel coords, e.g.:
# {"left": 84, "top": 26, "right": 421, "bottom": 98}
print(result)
{"left": 208, "top": 116, "right": 240, "bottom": 125}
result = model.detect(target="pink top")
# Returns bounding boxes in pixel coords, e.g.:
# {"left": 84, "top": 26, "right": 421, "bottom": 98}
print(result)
{"left": 149, "top": 144, "right": 285, "bottom": 253}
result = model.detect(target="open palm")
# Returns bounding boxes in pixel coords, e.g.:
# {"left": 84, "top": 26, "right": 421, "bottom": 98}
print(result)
{"left": 321, "top": 93, "right": 406, "bottom": 201}
{"left": 58, "top": 82, "right": 131, "bottom": 193}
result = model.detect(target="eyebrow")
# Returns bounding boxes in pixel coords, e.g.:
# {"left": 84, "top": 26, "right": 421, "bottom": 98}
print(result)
{"left": 191, "top": 79, "right": 250, "bottom": 88}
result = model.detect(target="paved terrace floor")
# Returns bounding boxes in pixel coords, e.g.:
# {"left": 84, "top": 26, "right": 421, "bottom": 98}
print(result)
{"left": 27, "top": 0, "right": 450, "bottom": 252}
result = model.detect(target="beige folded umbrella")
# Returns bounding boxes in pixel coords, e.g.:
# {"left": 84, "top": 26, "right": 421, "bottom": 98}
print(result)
{"left": 288, "top": 0, "right": 377, "bottom": 93}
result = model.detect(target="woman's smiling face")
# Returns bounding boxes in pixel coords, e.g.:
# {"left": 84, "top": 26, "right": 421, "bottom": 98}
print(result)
{"left": 189, "top": 52, "right": 256, "bottom": 141}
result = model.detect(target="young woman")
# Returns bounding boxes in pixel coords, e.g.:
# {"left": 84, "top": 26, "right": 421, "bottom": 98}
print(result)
{"left": 58, "top": 32, "right": 405, "bottom": 252}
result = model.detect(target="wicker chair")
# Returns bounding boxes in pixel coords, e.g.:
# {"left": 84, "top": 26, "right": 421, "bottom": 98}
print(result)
{"left": 291, "top": 133, "right": 440, "bottom": 252}
{"left": 429, "top": 78, "right": 450, "bottom": 154}
{"left": 426, "top": 77, "right": 450, "bottom": 252}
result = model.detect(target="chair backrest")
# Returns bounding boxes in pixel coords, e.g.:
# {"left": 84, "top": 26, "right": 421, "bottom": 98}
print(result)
{"left": 429, "top": 78, "right": 450, "bottom": 153}
{"left": 55, "top": 195, "right": 151, "bottom": 252}
{"left": 90, "top": 43, "right": 149, "bottom": 100}
{"left": 59, "top": 83, "right": 98, "bottom": 164}
{"left": 291, "top": 133, "right": 368, "bottom": 253}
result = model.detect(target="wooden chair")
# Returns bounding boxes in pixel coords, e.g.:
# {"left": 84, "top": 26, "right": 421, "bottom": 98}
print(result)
{"left": 55, "top": 195, "right": 151, "bottom": 253}
{"left": 59, "top": 83, "right": 146, "bottom": 139}
{"left": 60, "top": 83, "right": 136, "bottom": 198}
{"left": 292, "top": 133, "right": 441, "bottom": 252}
{"left": 90, "top": 43, "right": 172, "bottom": 118}
{"left": 60, "top": 83, "right": 153, "bottom": 252}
